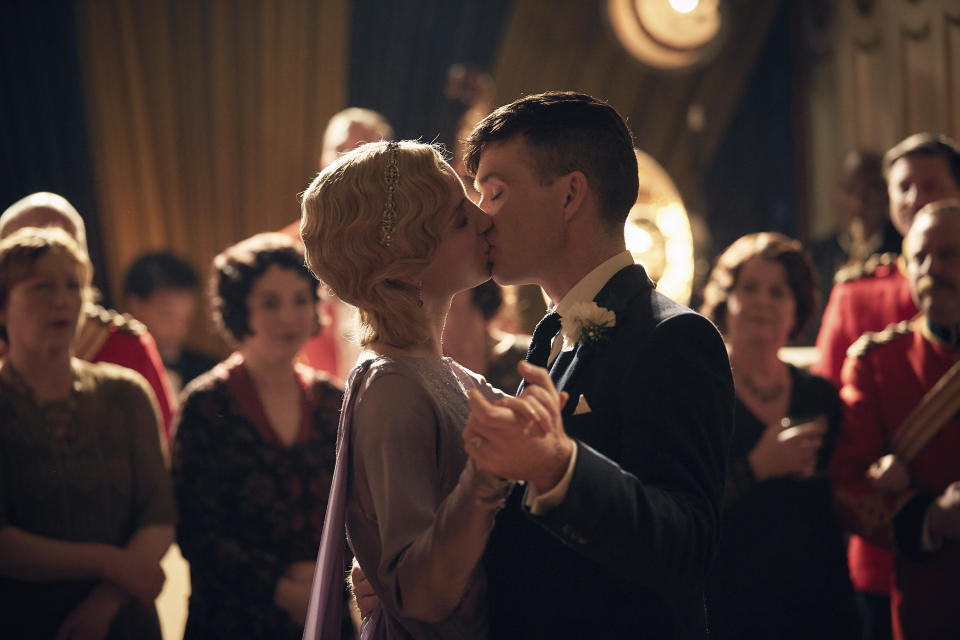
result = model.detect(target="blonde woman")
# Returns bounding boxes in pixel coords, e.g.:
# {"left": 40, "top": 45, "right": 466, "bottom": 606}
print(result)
{"left": 300, "top": 141, "right": 562, "bottom": 639}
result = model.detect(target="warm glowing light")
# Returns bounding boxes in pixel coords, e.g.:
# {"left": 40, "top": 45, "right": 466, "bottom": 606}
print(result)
{"left": 625, "top": 225, "right": 654, "bottom": 254}
{"left": 669, "top": 0, "right": 699, "bottom": 13}
{"left": 623, "top": 150, "right": 696, "bottom": 305}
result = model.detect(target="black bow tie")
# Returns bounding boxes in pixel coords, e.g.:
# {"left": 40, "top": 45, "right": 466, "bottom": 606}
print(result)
{"left": 526, "top": 311, "right": 562, "bottom": 368}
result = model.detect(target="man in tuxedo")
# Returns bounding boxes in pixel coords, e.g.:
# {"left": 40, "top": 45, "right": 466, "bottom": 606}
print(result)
{"left": 462, "top": 91, "right": 735, "bottom": 639}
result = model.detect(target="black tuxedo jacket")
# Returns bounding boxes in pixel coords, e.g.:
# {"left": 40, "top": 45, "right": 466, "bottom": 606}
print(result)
{"left": 485, "top": 264, "right": 734, "bottom": 639}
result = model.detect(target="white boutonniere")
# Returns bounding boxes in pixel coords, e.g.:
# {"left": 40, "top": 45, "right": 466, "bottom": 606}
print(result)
{"left": 560, "top": 302, "right": 616, "bottom": 351}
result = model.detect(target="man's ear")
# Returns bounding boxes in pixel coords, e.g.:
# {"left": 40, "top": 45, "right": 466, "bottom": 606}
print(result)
{"left": 560, "top": 171, "right": 589, "bottom": 222}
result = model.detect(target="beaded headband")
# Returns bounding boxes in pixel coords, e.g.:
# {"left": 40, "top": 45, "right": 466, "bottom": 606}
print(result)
{"left": 380, "top": 141, "right": 401, "bottom": 246}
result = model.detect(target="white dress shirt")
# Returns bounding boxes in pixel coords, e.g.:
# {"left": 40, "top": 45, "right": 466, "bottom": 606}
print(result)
{"left": 526, "top": 250, "right": 636, "bottom": 514}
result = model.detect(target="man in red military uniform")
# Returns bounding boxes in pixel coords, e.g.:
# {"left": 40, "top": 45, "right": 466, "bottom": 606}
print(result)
{"left": 830, "top": 200, "right": 960, "bottom": 640}
{"left": 0, "top": 193, "right": 176, "bottom": 440}
{"left": 815, "top": 133, "right": 960, "bottom": 385}
{"left": 280, "top": 107, "right": 394, "bottom": 381}
{"left": 813, "top": 133, "right": 960, "bottom": 639}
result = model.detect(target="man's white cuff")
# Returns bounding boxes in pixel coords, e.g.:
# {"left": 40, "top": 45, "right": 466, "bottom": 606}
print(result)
{"left": 525, "top": 442, "right": 578, "bottom": 516}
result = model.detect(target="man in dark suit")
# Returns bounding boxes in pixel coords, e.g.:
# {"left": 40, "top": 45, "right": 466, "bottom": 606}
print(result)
{"left": 461, "top": 91, "right": 735, "bottom": 639}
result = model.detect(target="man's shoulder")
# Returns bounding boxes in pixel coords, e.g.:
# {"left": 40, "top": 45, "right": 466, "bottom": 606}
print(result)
{"left": 84, "top": 303, "right": 148, "bottom": 336}
{"left": 612, "top": 288, "right": 723, "bottom": 357}
{"left": 75, "top": 303, "right": 149, "bottom": 360}
{"left": 846, "top": 320, "right": 914, "bottom": 361}
{"left": 834, "top": 252, "right": 902, "bottom": 285}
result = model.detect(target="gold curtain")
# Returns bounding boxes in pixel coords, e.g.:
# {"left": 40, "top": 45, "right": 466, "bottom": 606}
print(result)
{"left": 75, "top": 0, "right": 347, "bottom": 354}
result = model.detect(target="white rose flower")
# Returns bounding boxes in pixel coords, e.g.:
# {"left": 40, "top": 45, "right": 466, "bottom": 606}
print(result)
{"left": 560, "top": 302, "right": 616, "bottom": 351}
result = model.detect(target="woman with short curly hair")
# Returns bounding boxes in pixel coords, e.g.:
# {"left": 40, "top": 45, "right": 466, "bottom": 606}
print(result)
{"left": 172, "top": 233, "right": 350, "bottom": 639}
{"left": 699, "top": 232, "right": 860, "bottom": 639}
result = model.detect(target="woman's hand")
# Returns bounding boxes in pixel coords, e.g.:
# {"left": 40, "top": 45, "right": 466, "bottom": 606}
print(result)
{"left": 274, "top": 575, "right": 312, "bottom": 626}
{"left": 748, "top": 418, "right": 826, "bottom": 480}
{"left": 284, "top": 560, "right": 315, "bottom": 584}
{"left": 99, "top": 547, "right": 165, "bottom": 604}
{"left": 464, "top": 361, "right": 571, "bottom": 492}
{"left": 54, "top": 583, "right": 126, "bottom": 640}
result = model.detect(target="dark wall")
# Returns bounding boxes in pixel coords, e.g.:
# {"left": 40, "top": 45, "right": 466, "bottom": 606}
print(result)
{"left": 347, "top": 0, "right": 513, "bottom": 150}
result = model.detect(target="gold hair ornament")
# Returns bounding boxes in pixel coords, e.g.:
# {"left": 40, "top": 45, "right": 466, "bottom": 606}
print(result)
{"left": 380, "top": 141, "right": 401, "bottom": 246}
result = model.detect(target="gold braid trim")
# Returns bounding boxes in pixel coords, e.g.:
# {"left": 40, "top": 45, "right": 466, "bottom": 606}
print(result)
{"left": 73, "top": 304, "right": 147, "bottom": 361}
{"left": 834, "top": 252, "right": 899, "bottom": 284}
{"left": 890, "top": 356, "right": 960, "bottom": 462}
{"left": 846, "top": 320, "right": 912, "bottom": 360}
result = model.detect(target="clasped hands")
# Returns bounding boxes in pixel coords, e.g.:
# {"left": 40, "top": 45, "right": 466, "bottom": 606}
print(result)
{"left": 749, "top": 417, "right": 827, "bottom": 480}
{"left": 463, "top": 360, "right": 573, "bottom": 493}
{"left": 55, "top": 547, "right": 165, "bottom": 640}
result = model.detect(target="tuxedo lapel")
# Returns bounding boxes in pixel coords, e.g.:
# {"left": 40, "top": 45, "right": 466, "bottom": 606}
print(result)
{"left": 554, "top": 264, "right": 655, "bottom": 416}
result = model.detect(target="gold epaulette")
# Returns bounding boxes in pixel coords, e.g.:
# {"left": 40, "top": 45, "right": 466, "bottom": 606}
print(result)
{"left": 74, "top": 304, "right": 147, "bottom": 361}
{"left": 84, "top": 303, "right": 147, "bottom": 336}
{"left": 834, "top": 252, "right": 899, "bottom": 284}
{"left": 846, "top": 320, "right": 912, "bottom": 359}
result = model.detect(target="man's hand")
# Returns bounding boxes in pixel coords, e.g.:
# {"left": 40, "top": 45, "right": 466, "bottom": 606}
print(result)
{"left": 350, "top": 558, "right": 378, "bottom": 620}
{"left": 748, "top": 418, "right": 826, "bottom": 480}
{"left": 866, "top": 454, "right": 911, "bottom": 493}
{"left": 927, "top": 481, "right": 960, "bottom": 541}
{"left": 463, "top": 361, "right": 571, "bottom": 492}
{"left": 55, "top": 583, "right": 127, "bottom": 640}
{"left": 99, "top": 548, "right": 165, "bottom": 604}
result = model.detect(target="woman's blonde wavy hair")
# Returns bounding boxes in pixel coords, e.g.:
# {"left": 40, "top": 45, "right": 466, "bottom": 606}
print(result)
{"left": 300, "top": 141, "right": 462, "bottom": 348}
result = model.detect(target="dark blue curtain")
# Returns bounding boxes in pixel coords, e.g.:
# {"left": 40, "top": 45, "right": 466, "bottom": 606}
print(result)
{"left": 347, "top": 0, "right": 513, "bottom": 151}
{"left": 0, "top": 0, "right": 109, "bottom": 300}
{"left": 702, "top": 3, "right": 800, "bottom": 259}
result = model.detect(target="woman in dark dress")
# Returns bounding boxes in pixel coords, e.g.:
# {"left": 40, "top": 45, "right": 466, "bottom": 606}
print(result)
{"left": 700, "top": 232, "right": 861, "bottom": 640}
{"left": 171, "top": 233, "right": 351, "bottom": 639}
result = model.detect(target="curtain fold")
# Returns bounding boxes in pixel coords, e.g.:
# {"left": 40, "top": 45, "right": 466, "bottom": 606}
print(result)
{"left": 75, "top": 0, "right": 347, "bottom": 347}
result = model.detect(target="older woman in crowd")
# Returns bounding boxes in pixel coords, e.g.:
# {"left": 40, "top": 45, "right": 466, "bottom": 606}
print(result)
{"left": 700, "top": 232, "right": 861, "bottom": 639}
{"left": 171, "top": 233, "right": 350, "bottom": 639}
{"left": 0, "top": 227, "right": 174, "bottom": 640}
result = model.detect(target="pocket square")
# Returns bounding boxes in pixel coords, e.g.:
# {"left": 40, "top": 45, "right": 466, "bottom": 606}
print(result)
{"left": 573, "top": 394, "right": 591, "bottom": 415}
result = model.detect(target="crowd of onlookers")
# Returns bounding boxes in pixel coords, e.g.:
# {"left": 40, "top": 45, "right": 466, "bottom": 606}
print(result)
{"left": 1, "top": 103, "right": 958, "bottom": 640}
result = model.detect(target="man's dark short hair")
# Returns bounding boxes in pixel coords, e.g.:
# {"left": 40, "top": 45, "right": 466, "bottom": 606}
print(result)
{"left": 464, "top": 91, "right": 639, "bottom": 230}
{"left": 883, "top": 132, "right": 960, "bottom": 187}
{"left": 210, "top": 233, "right": 318, "bottom": 343}
{"left": 123, "top": 251, "right": 199, "bottom": 299}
